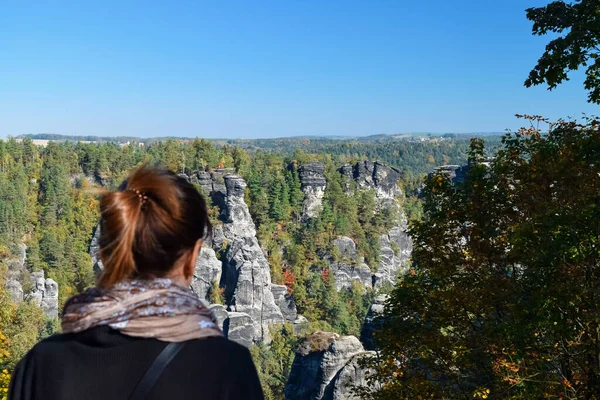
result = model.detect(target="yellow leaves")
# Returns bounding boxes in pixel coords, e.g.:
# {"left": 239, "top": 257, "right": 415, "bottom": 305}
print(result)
{"left": 473, "top": 388, "right": 491, "bottom": 399}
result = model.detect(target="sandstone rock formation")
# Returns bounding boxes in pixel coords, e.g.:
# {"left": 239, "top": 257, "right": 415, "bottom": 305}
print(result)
{"left": 299, "top": 162, "right": 327, "bottom": 220}
{"left": 285, "top": 332, "right": 373, "bottom": 400}
{"left": 89, "top": 224, "right": 104, "bottom": 274}
{"left": 2, "top": 243, "right": 59, "bottom": 319}
{"left": 344, "top": 161, "right": 403, "bottom": 202}
{"left": 5, "top": 279, "right": 23, "bottom": 303}
{"left": 220, "top": 174, "right": 285, "bottom": 343}
{"left": 191, "top": 246, "right": 222, "bottom": 301}
{"left": 327, "top": 237, "right": 373, "bottom": 290}
{"left": 376, "top": 219, "right": 413, "bottom": 287}
{"left": 208, "top": 304, "right": 229, "bottom": 330}
{"left": 272, "top": 284, "right": 298, "bottom": 322}
{"left": 360, "top": 294, "right": 388, "bottom": 350}
{"left": 338, "top": 161, "right": 413, "bottom": 287}
{"left": 330, "top": 353, "right": 376, "bottom": 400}
{"left": 26, "top": 271, "right": 59, "bottom": 319}
{"left": 330, "top": 262, "right": 373, "bottom": 291}
{"left": 224, "top": 311, "right": 255, "bottom": 348}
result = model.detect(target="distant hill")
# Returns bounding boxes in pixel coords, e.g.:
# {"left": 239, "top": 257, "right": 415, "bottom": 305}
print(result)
{"left": 17, "top": 131, "right": 505, "bottom": 146}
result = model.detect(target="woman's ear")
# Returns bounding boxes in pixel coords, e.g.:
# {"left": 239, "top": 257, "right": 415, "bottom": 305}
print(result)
{"left": 184, "top": 239, "right": 203, "bottom": 281}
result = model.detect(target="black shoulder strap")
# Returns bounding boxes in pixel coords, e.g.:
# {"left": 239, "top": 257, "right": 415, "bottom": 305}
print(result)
{"left": 129, "top": 342, "right": 186, "bottom": 400}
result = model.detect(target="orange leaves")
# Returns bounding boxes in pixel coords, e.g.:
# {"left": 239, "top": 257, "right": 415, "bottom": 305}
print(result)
{"left": 283, "top": 269, "right": 295, "bottom": 295}
{"left": 320, "top": 268, "right": 331, "bottom": 285}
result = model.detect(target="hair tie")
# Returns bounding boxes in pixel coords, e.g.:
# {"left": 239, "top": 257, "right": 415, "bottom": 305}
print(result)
{"left": 128, "top": 188, "right": 148, "bottom": 204}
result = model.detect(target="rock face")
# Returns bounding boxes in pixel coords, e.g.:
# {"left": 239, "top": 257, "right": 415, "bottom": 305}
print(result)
{"left": 328, "top": 237, "right": 373, "bottom": 290}
{"left": 2, "top": 243, "right": 59, "bottom": 319}
{"left": 271, "top": 284, "right": 298, "bottom": 322}
{"left": 360, "top": 294, "right": 388, "bottom": 350}
{"left": 345, "top": 161, "right": 403, "bottom": 202}
{"left": 338, "top": 161, "right": 413, "bottom": 287}
{"left": 220, "top": 175, "right": 284, "bottom": 343}
{"left": 191, "top": 246, "right": 222, "bottom": 301}
{"left": 299, "top": 162, "right": 327, "bottom": 220}
{"left": 89, "top": 225, "right": 104, "bottom": 274}
{"left": 376, "top": 220, "right": 413, "bottom": 287}
{"left": 224, "top": 311, "right": 255, "bottom": 348}
{"left": 332, "top": 237, "right": 359, "bottom": 261}
{"left": 330, "top": 262, "right": 372, "bottom": 291}
{"left": 26, "top": 271, "right": 59, "bottom": 319}
{"left": 6, "top": 279, "right": 23, "bottom": 303}
{"left": 285, "top": 332, "right": 371, "bottom": 400}
{"left": 330, "top": 353, "right": 376, "bottom": 400}
{"left": 208, "top": 304, "right": 229, "bottom": 330}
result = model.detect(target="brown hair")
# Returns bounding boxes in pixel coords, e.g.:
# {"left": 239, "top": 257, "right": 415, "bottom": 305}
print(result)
{"left": 97, "top": 165, "right": 211, "bottom": 288}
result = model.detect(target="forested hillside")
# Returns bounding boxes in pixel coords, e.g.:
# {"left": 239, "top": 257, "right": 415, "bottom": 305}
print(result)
{"left": 0, "top": 135, "right": 482, "bottom": 398}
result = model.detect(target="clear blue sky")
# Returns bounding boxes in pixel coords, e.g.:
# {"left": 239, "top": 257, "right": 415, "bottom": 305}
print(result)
{"left": 0, "top": 0, "right": 597, "bottom": 139}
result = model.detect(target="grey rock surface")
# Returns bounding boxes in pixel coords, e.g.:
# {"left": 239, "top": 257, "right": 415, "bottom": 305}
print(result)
{"left": 5, "top": 279, "right": 23, "bottom": 303}
{"left": 191, "top": 246, "right": 222, "bottom": 301}
{"left": 208, "top": 304, "right": 229, "bottom": 331}
{"left": 89, "top": 224, "right": 104, "bottom": 274}
{"left": 271, "top": 284, "right": 298, "bottom": 322}
{"left": 360, "top": 294, "right": 388, "bottom": 350}
{"left": 299, "top": 162, "right": 327, "bottom": 220}
{"left": 225, "top": 311, "right": 255, "bottom": 348}
{"left": 330, "top": 352, "right": 377, "bottom": 400}
{"left": 330, "top": 262, "right": 372, "bottom": 291}
{"left": 26, "top": 270, "right": 59, "bottom": 318}
{"left": 338, "top": 161, "right": 413, "bottom": 286}
{"left": 332, "top": 236, "right": 359, "bottom": 262}
{"left": 352, "top": 161, "right": 403, "bottom": 201}
{"left": 375, "top": 222, "right": 413, "bottom": 287}
{"left": 285, "top": 332, "right": 367, "bottom": 400}
{"left": 220, "top": 175, "right": 284, "bottom": 343}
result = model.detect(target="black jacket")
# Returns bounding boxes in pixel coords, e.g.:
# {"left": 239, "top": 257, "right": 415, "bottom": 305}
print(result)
{"left": 8, "top": 326, "right": 264, "bottom": 400}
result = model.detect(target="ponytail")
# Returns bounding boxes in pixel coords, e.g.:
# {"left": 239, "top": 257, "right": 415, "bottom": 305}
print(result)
{"left": 97, "top": 190, "right": 143, "bottom": 288}
{"left": 97, "top": 165, "right": 211, "bottom": 288}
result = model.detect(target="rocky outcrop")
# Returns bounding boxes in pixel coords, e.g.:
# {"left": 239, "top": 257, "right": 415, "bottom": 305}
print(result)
{"left": 376, "top": 221, "right": 413, "bottom": 287}
{"left": 285, "top": 332, "right": 371, "bottom": 400}
{"left": 224, "top": 311, "right": 255, "bottom": 348}
{"left": 360, "top": 294, "right": 388, "bottom": 350}
{"left": 299, "top": 162, "right": 327, "bottom": 220}
{"left": 2, "top": 243, "right": 59, "bottom": 318}
{"left": 26, "top": 271, "right": 59, "bottom": 319}
{"left": 191, "top": 246, "right": 222, "bottom": 301}
{"left": 332, "top": 237, "right": 358, "bottom": 261}
{"left": 208, "top": 304, "right": 229, "bottom": 330}
{"left": 330, "top": 353, "right": 376, "bottom": 400}
{"left": 342, "top": 161, "right": 403, "bottom": 202}
{"left": 6, "top": 279, "right": 23, "bottom": 303}
{"left": 330, "top": 262, "right": 372, "bottom": 291}
{"left": 89, "top": 225, "right": 104, "bottom": 274}
{"left": 328, "top": 237, "right": 372, "bottom": 290}
{"left": 220, "top": 175, "right": 285, "bottom": 343}
{"left": 272, "top": 284, "right": 298, "bottom": 322}
{"left": 338, "top": 161, "right": 413, "bottom": 286}
{"left": 293, "top": 315, "right": 310, "bottom": 335}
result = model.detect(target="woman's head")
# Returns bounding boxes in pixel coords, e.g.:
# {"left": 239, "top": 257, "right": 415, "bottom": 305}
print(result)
{"left": 97, "top": 165, "right": 211, "bottom": 288}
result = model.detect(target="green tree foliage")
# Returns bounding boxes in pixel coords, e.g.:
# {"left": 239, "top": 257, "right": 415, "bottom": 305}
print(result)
{"left": 250, "top": 323, "right": 299, "bottom": 400}
{"left": 525, "top": 0, "right": 600, "bottom": 103}
{"left": 359, "top": 117, "right": 600, "bottom": 399}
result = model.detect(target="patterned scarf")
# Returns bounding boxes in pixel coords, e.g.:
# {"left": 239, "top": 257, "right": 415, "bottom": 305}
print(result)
{"left": 61, "top": 278, "right": 223, "bottom": 342}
